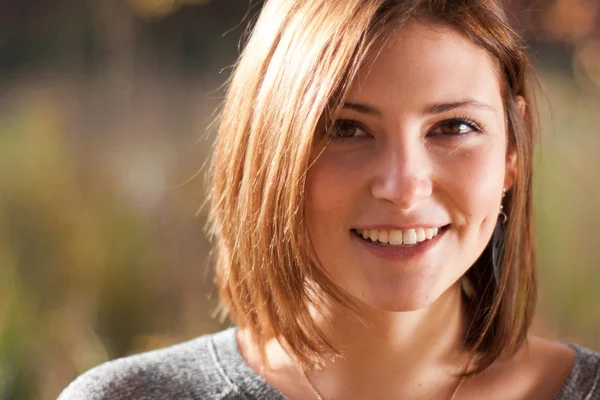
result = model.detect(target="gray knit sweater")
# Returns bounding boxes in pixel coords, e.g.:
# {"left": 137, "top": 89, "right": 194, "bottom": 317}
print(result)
{"left": 58, "top": 328, "right": 600, "bottom": 400}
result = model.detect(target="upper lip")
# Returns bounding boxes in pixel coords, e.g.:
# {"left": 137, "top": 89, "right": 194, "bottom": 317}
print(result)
{"left": 354, "top": 224, "right": 450, "bottom": 230}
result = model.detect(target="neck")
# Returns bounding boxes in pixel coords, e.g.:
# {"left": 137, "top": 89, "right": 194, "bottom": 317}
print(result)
{"left": 240, "top": 282, "right": 471, "bottom": 399}
{"left": 318, "top": 281, "right": 469, "bottom": 370}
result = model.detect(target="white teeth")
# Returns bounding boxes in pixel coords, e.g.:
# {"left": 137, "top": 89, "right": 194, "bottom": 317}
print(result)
{"left": 403, "top": 229, "right": 417, "bottom": 245}
{"left": 355, "top": 226, "right": 444, "bottom": 246}
{"left": 389, "top": 230, "right": 403, "bottom": 245}
{"left": 425, "top": 228, "right": 434, "bottom": 240}
{"left": 378, "top": 230, "right": 389, "bottom": 244}
{"left": 369, "top": 230, "right": 379, "bottom": 242}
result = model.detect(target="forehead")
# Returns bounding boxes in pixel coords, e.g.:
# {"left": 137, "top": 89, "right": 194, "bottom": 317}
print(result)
{"left": 348, "top": 20, "right": 503, "bottom": 110}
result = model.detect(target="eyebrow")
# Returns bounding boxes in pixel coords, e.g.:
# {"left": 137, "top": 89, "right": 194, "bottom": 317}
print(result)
{"left": 342, "top": 101, "right": 381, "bottom": 116}
{"left": 341, "top": 99, "right": 497, "bottom": 117}
{"left": 423, "top": 100, "right": 497, "bottom": 115}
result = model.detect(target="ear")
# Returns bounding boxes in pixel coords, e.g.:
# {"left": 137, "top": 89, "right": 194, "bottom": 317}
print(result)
{"left": 504, "top": 95, "right": 524, "bottom": 191}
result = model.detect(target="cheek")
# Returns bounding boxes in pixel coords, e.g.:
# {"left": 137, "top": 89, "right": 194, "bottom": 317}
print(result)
{"left": 305, "top": 160, "right": 346, "bottom": 270}
{"left": 306, "top": 153, "right": 366, "bottom": 224}
{"left": 439, "top": 142, "right": 506, "bottom": 231}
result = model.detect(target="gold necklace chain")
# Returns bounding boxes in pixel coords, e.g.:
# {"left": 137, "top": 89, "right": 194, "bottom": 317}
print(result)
{"left": 302, "top": 369, "right": 466, "bottom": 400}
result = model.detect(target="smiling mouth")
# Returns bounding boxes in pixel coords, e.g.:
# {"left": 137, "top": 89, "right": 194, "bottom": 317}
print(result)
{"left": 352, "top": 225, "right": 451, "bottom": 247}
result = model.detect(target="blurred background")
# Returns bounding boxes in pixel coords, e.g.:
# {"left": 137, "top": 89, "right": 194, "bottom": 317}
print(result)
{"left": 0, "top": 0, "right": 599, "bottom": 399}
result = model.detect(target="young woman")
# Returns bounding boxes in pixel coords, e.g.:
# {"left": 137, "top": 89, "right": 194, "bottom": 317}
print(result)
{"left": 59, "top": 0, "right": 600, "bottom": 399}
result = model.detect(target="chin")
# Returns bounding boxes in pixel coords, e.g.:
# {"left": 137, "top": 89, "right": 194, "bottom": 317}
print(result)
{"left": 351, "top": 278, "right": 458, "bottom": 313}
{"left": 355, "top": 287, "right": 443, "bottom": 313}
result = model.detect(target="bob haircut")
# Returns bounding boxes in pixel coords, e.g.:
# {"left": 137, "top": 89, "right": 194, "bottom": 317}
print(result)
{"left": 208, "top": 0, "right": 537, "bottom": 373}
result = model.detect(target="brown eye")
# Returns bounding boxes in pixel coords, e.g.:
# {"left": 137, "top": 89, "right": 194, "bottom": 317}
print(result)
{"left": 431, "top": 118, "right": 483, "bottom": 136}
{"left": 331, "top": 120, "right": 369, "bottom": 139}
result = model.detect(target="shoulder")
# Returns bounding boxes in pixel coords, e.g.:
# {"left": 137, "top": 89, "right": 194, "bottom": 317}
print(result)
{"left": 517, "top": 336, "right": 600, "bottom": 400}
{"left": 464, "top": 336, "right": 599, "bottom": 399}
{"left": 555, "top": 342, "right": 600, "bottom": 400}
{"left": 57, "top": 328, "right": 248, "bottom": 400}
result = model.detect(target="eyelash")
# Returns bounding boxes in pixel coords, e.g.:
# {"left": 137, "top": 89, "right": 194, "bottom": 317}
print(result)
{"left": 329, "top": 116, "right": 486, "bottom": 141}
{"left": 448, "top": 115, "right": 486, "bottom": 134}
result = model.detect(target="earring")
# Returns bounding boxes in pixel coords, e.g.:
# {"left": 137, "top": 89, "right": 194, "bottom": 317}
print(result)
{"left": 492, "top": 189, "right": 507, "bottom": 286}
{"left": 499, "top": 188, "right": 508, "bottom": 223}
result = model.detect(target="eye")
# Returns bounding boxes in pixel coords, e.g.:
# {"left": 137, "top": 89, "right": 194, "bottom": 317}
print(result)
{"left": 329, "top": 119, "right": 369, "bottom": 139}
{"left": 430, "top": 118, "right": 484, "bottom": 137}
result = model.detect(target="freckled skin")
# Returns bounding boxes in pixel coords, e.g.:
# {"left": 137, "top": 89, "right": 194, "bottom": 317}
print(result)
{"left": 306, "top": 21, "right": 517, "bottom": 312}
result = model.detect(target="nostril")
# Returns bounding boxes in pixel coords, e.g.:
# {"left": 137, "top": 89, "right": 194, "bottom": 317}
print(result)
{"left": 370, "top": 173, "right": 433, "bottom": 209}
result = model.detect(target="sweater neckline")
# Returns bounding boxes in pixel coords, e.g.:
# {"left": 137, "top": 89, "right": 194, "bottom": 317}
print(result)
{"left": 210, "top": 328, "right": 597, "bottom": 400}
{"left": 210, "top": 327, "right": 286, "bottom": 399}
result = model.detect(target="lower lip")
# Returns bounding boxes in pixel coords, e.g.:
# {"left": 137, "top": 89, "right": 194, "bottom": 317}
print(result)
{"left": 352, "top": 227, "right": 449, "bottom": 261}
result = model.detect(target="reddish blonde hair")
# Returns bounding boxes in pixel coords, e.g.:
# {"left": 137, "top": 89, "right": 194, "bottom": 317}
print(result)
{"left": 208, "top": 0, "right": 537, "bottom": 372}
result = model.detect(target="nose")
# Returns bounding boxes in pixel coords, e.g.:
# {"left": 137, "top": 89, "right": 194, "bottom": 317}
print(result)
{"left": 369, "top": 140, "right": 433, "bottom": 210}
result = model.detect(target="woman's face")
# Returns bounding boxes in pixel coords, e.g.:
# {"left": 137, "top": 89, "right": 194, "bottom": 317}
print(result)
{"left": 306, "top": 21, "right": 517, "bottom": 312}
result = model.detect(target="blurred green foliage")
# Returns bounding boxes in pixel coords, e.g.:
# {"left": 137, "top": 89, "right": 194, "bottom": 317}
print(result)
{"left": 0, "top": 86, "right": 225, "bottom": 399}
{"left": 0, "top": 97, "right": 162, "bottom": 398}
